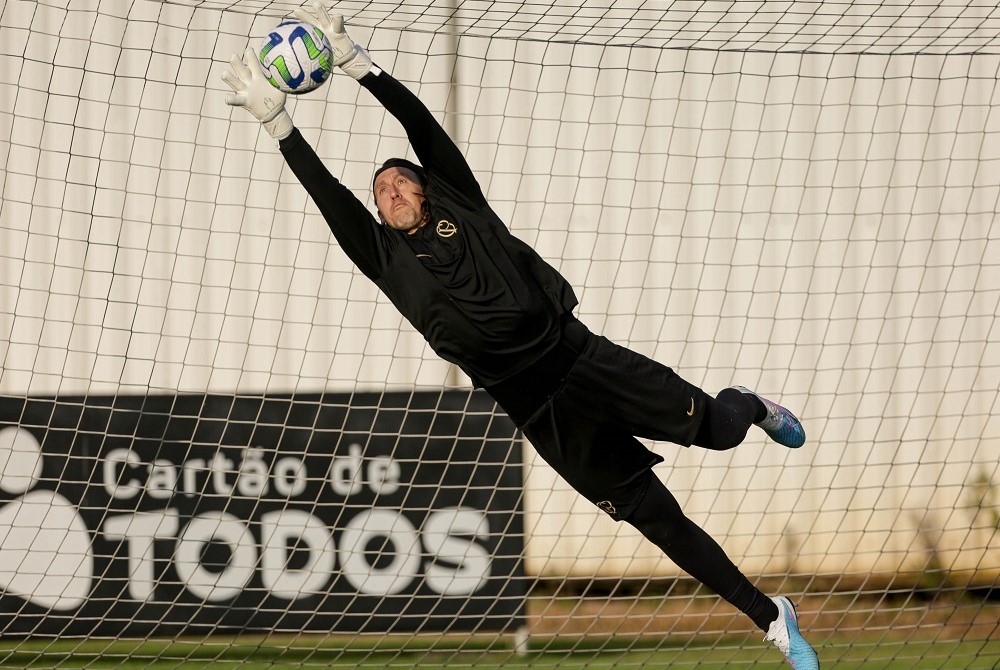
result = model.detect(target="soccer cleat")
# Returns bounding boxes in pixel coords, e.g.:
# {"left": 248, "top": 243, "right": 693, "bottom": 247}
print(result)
{"left": 731, "top": 385, "right": 806, "bottom": 448}
{"left": 765, "top": 596, "right": 820, "bottom": 669}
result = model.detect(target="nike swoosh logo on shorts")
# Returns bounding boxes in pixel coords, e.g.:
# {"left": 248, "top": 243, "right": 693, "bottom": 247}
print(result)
{"left": 686, "top": 398, "right": 695, "bottom": 416}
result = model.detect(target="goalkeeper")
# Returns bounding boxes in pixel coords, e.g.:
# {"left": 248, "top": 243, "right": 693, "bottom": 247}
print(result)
{"left": 223, "top": 5, "right": 819, "bottom": 668}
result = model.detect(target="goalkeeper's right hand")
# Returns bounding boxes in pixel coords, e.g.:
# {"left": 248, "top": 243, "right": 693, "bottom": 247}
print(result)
{"left": 293, "top": 2, "right": 374, "bottom": 80}
{"left": 221, "top": 47, "right": 294, "bottom": 141}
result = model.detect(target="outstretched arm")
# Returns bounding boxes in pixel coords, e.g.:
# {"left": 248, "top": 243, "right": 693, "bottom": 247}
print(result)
{"left": 278, "top": 130, "right": 394, "bottom": 281}
{"left": 222, "top": 49, "right": 393, "bottom": 281}
{"left": 361, "top": 71, "right": 486, "bottom": 206}
{"left": 295, "top": 3, "right": 486, "bottom": 205}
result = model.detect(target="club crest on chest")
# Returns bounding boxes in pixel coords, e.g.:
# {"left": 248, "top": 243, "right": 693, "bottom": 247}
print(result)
{"left": 436, "top": 220, "right": 457, "bottom": 238}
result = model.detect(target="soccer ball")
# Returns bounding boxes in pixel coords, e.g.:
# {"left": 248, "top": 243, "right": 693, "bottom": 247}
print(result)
{"left": 258, "top": 20, "right": 333, "bottom": 94}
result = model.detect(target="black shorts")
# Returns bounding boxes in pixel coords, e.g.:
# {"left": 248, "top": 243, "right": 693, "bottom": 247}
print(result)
{"left": 486, "top": 317, "right": 707, "bottom": 521}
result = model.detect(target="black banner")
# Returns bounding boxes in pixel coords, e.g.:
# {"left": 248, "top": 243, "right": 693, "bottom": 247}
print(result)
{"left": 0, "top": 391, "right": 526, "bottom": 637}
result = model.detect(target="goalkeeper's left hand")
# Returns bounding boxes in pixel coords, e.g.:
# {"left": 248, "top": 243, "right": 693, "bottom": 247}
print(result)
{"left": 221, "top": 47, "right": 294, "bottom": 141}
{"left": 293, "top": 2, "right": 374, "bottom": 80}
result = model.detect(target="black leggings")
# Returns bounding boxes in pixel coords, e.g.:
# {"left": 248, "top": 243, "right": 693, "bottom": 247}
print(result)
{"left": 625, "top": 475, "right": 778, "bottom": 631}
{"left": 624, "top": 388, "right": 778, "bottom": 631}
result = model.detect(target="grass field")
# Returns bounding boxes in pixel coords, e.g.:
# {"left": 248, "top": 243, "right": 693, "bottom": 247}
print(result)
{"left": 2, "top": 593, "right": 996, "bottom": 669}
{"left": 1, "top": 637, "right": 998, "bottom": 669}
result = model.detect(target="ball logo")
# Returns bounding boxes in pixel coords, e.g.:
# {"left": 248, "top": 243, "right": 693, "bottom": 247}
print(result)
{"left": 0, "top": 427, "right": 93, "bottom": 611}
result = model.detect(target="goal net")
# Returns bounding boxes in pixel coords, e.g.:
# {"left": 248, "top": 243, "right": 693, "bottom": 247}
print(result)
{"left": 1, "top": 0, "right": 999, "bottom": 667}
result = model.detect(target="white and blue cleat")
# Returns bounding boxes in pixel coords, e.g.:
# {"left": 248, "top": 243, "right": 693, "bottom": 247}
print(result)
{"left": 731, "top": 386, "right": 806, "bottom": 449}
{"left": 765, "top": 596, "right": 820, "bottom": 669}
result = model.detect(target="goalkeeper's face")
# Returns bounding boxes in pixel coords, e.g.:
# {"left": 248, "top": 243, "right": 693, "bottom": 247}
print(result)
{"left": 374, "top": 167, "right": 430, "bottom": 234}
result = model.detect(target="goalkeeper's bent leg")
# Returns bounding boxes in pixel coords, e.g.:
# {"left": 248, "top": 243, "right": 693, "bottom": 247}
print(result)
{"left": 690, "top": 387, "right": 757, "bottom": 451}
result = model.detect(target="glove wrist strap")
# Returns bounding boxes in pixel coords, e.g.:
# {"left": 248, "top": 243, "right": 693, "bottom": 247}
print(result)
{"left": 263, "top": 109, "right": 294, "bottom": 140}
{"left": 340, "top": 46, "right": 374, "bottom": 80}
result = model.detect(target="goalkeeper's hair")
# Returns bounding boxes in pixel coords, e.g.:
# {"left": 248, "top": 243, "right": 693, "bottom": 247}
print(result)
{"left": 373, "top": 157, "right": 427, "bottom": 192}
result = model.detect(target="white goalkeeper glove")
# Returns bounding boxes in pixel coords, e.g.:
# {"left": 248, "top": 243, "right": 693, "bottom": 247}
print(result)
{"left": 293, "top": 2, "right": 375, "bottom": 80}
{"left": 221, "top": 47, "right": 294, "bottom": 141}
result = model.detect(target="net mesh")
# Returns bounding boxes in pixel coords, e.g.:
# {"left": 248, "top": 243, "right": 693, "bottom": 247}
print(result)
{"left": 1, "top": 0, "right": 999, "bottom": 667}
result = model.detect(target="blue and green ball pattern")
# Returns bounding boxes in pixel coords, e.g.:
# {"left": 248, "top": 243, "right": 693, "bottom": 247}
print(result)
{"left": 258, "top": 20, "right": 333, "bottom": 94}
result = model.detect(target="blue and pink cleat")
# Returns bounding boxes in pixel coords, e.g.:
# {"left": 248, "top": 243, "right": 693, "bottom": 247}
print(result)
{"left": 731, "top": 385, "right": 806, "bottom": 449}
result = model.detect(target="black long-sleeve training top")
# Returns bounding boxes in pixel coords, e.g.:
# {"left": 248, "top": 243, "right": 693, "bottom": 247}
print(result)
{"left": 278, "top": 67, "right": 578, "bottom": 387}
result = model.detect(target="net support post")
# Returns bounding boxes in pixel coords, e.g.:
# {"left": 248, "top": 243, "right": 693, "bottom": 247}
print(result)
{"left": 512, "top": 626, "right": 530, "bottom": 655}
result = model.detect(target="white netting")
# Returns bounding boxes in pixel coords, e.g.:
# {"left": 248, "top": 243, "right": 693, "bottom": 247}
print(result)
{"left": 0, "top": 0, "right": 998, "bottom": 667}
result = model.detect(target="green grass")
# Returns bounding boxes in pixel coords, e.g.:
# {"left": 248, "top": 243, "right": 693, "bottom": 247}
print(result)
{"left": 1, "top": 637, "right": 997, "bottom": 669}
